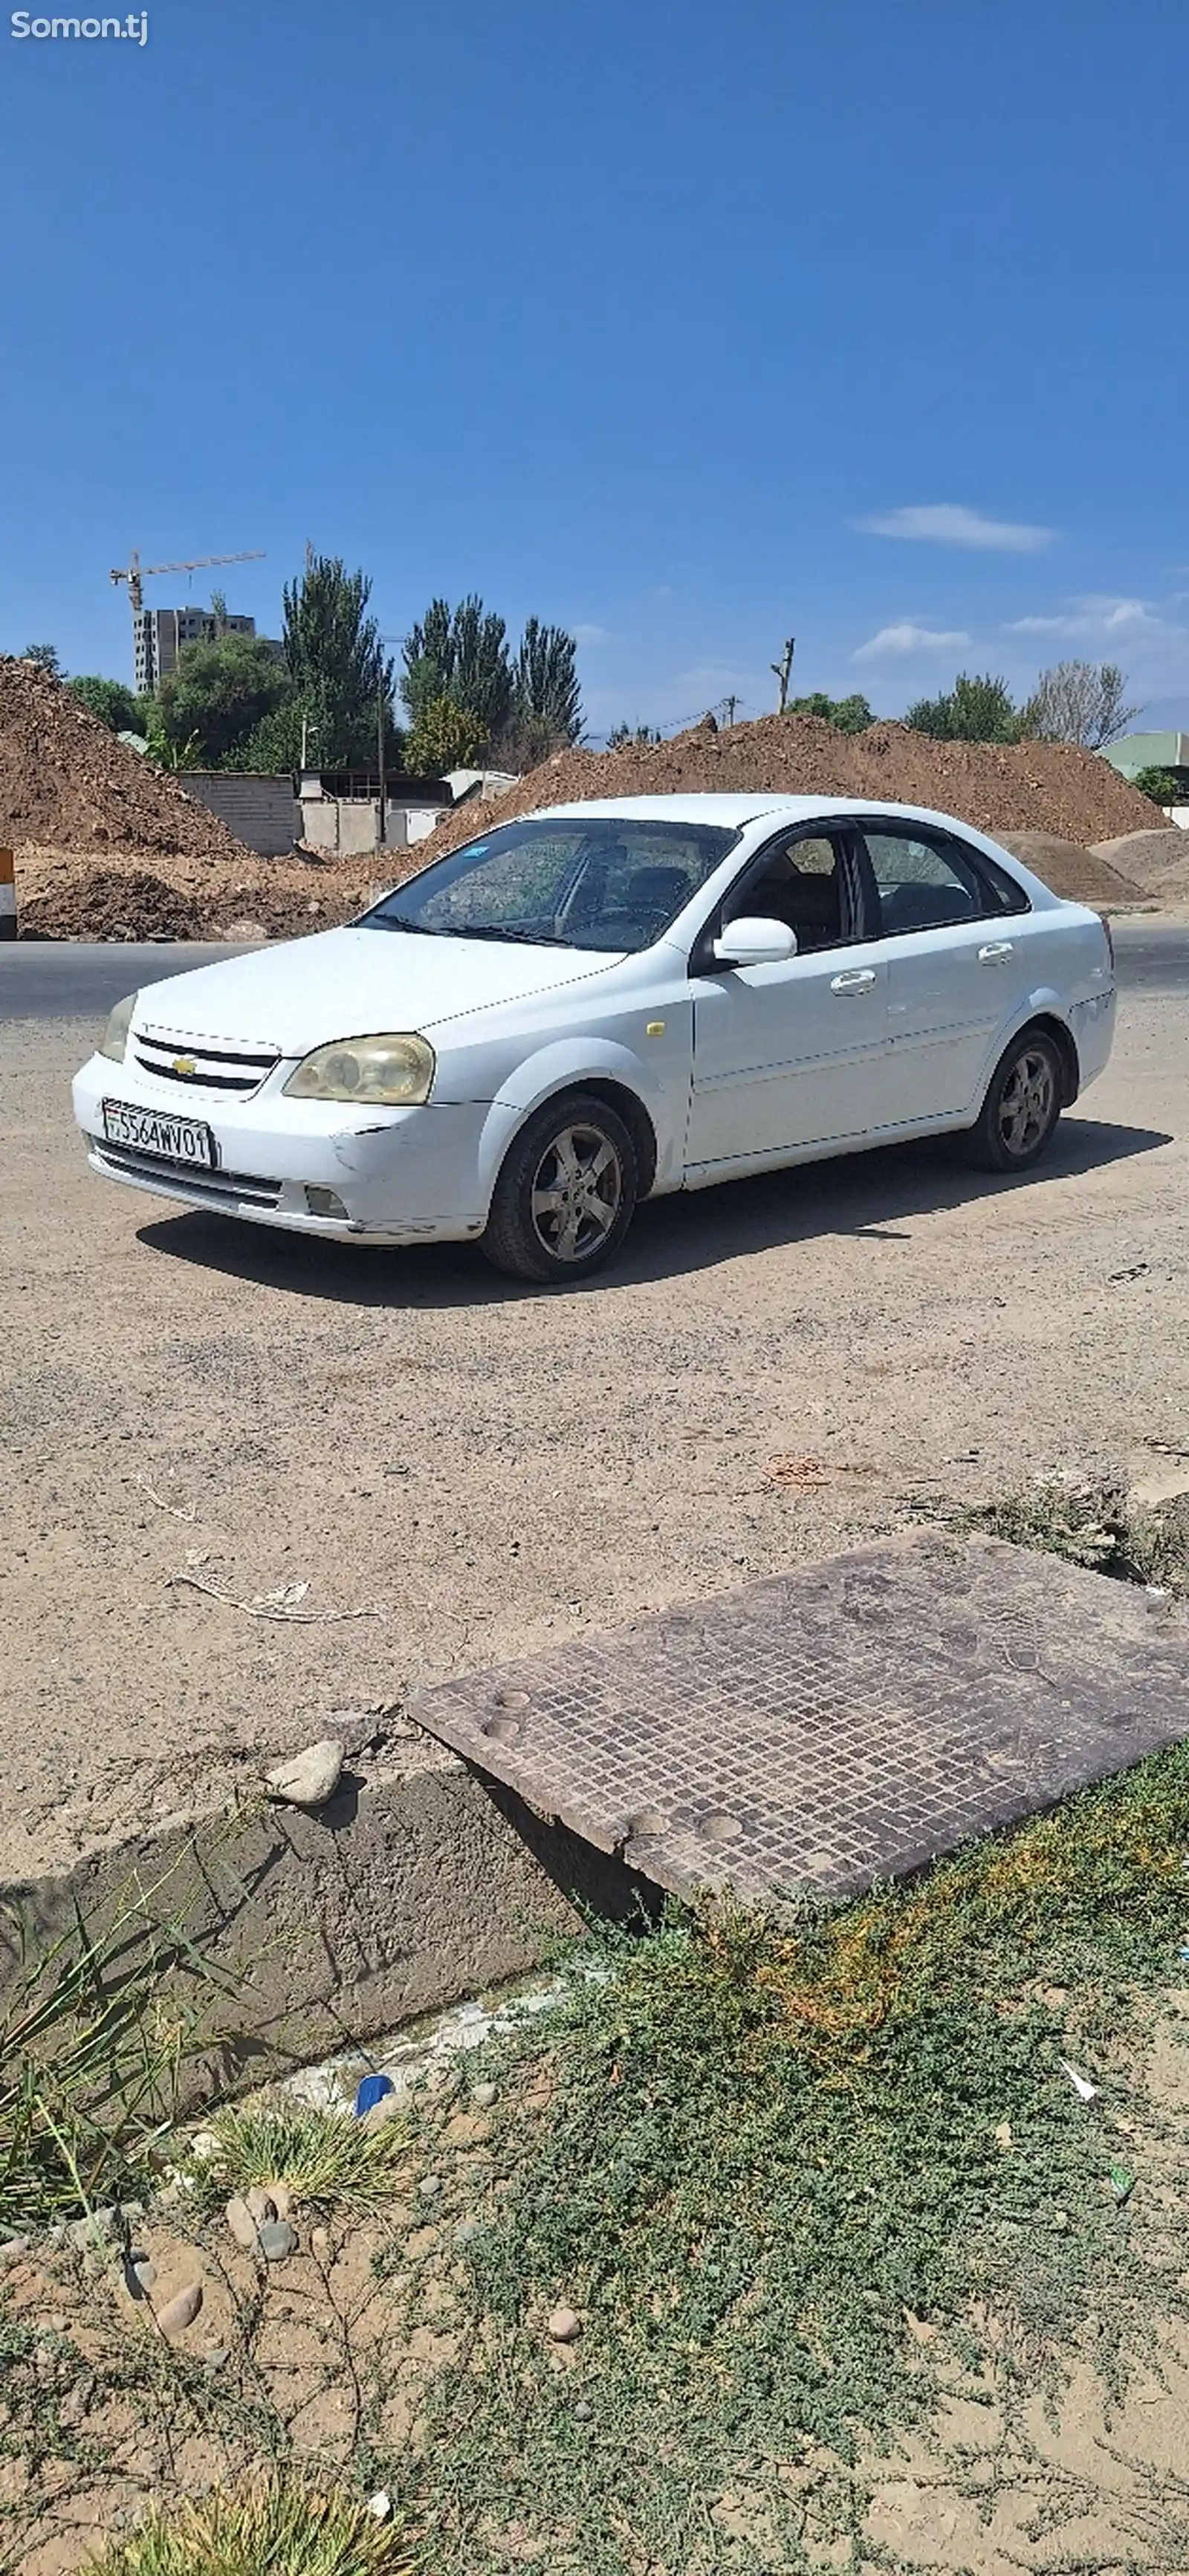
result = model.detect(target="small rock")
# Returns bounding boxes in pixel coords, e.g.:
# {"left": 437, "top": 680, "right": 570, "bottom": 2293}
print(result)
{"left": 225, "top": 2195, "right": 259, "bottom": 2253}
{"left": 453, "top": 2218, "right": 480, "bottom": 2247}
{"left": 470, "top": 2082, "right": 498, "bottom": 2111}
{"left": 245, "top": 2185, "right": 279, "bottom": 2227}
{"left": 156, "top": 2281, "right": 204, "bottom": 2339}
{"left": 362, "top": 2093, "right": 403, "bottom": 2132}
{"left": 125, "top": 2256, "right": 155, "bottom": 2297}
{"left": 311, "top": 2226, "right": 331, "bottom": 2261}
{"left": 188, "top": 2130, "right": 221, "bottom": 2163}
{"left": 574, "top": 2398, "right": 592, "bottom": 2421}
{"left": 547, "top": 2305, "right": 582, "bottom": 2344}
{"left": 202, "top": 2345, "right": 230, "bottom": 2374}
{"left": 258, "top": 2218, "right": 299, "bottom": 2262}
{"left": 418, "top": 2174, "right": 442, "bottom": 2201}
{"left": 368, "top": 2492, "right": 393, "bottom": 2522}
{"left": 265, "top": 1738, "right": 344, "bottom": 1810}
{"left": 0, "top": 2237, "right": 30, "bottom": 2267}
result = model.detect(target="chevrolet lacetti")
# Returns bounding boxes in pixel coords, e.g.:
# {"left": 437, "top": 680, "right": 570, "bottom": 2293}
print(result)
{"left": 72, "top": 793, "right": 1117, "bottom": 1282}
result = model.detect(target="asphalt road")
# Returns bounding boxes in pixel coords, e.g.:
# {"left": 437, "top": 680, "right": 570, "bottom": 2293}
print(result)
{"left": 1, "top": 917, "right": 1187, "bottom": 1025}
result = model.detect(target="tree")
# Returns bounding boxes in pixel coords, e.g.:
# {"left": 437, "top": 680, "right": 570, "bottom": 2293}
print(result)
{"left": 787, "top": 691, "right": 874, "bottom": 734}
{"left": 283, "top": 554, "right": 394, "bottom": 769}
{"left": 515, "top": 617, "right": 583, "bottom": 746}
{"left": 1020, "top": 659, "right": 1141, "bottom": 750}
{"left": 405, "top": 693, "right": 485, "bottom": 775}
{"left": 401, "top": 595, "right": 515, "bottom": 746}
{"left": 1131, "top": 766, "right": 1185, "bottom": 805}
{"left": 905, "top": 672, "right": 1023, "bottom": 743}
{"left": 607, "top": 722, "right": 662, "bottom": 748}
{"left": 68, "top": 674, "right": 143, "bottom": 735}
{"left": 156, "top": 633, "right": 293, "bottom": 767}
{"left": 23, "top": 642, "right": 61, "bottom": 676}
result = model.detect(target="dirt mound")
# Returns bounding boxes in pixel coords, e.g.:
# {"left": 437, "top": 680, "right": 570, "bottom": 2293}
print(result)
{"left": 423, "top": 713, "right": 1162, "bottom": 879}
{"left": 0, "top": 655, "right": 251, "bottom": 862}
{"left": 19, "top": 867, "right": 207, "bottom": 942}
{"left": 1089, "top": 827, "right": 1189, "bottom": 900}
{"left": 14, "top": 841, "right": 383, "bottom": 943}
{"left": 992, "top": 831, "right": 1144, "bottom": 908}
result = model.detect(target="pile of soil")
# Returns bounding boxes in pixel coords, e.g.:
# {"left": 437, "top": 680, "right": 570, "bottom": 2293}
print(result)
{"left": 16, "top": 842, "right": 380, "bottom": 942}
{"left": 993, "top": 831, "right": 1147, "bottom": 908}
{"left": 0, "top": 655, "right": 251, "bottom": 862}
{"left": 423, "top": 711, "right": 1162, "bottom": 871}
{"left": 1090, "top": 827, "right": 1189, "bottom": 902}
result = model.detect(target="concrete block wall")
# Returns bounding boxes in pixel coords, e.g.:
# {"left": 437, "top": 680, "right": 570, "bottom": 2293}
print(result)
{"left": 183, "top": 772, "right": 301, "bottom": 857}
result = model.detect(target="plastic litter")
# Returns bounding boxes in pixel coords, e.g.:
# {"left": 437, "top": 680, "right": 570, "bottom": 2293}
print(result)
{"left": 1109, "top": 2166, "right": 1135, "bottom": 2205}
{"left": 354, "top": 2072, "right": 395, "bottom": 2120}
{"left": 1058, "top": 2058, "right": 1098, "bottom": 2102}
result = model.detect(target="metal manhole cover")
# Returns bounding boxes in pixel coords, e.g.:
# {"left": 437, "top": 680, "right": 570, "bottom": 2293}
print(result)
{"left": 410, "top": 1534, "right": 1189, "bottom": 1903}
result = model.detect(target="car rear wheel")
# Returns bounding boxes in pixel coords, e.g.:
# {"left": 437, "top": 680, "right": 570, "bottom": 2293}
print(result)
{"left": 481, "top": 1091, "right": 639, "bottom": 1283}
{"left": 968, "top": 1028, "right": 1063, "bottom": 1173}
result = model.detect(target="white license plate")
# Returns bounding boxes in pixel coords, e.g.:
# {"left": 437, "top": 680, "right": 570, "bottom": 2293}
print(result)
{"left": 101, "top": 1100, "right": 218, "bottom": 1166}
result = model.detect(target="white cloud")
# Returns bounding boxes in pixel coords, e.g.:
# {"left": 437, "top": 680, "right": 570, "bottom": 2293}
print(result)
{"left": 1006, "top": 595, "right": 1152, "bottom": 639}
{"left": 856, "top": 503, "right": 1054, "bottom": 555}
{"left": 852, "top": 622, "right": 972, "bottom": 665}
{"left": 573, "top": 622, "right": 613, "bottom": 646}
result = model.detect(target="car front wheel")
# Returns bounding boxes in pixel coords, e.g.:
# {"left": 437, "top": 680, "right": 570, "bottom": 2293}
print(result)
{"left": 968, "top": 1027, "right": 1063, "bottom": 1173}
{"left": 481, "top": 1091, "right": 640, "bottom": 1283}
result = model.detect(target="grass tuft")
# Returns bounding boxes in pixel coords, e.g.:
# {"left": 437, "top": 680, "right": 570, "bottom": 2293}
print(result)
{"left": 192, "top": 2100, "right": 408, "bottom": 2212}
{"left": 0, "top": 1854, "right": 245, "bottom": 2235}
{"left": 86, "top": 2473, "right": 415, "bottom": 2576}
{"left": 920, "top": 1468, "right": 1189, "bottom": 1591}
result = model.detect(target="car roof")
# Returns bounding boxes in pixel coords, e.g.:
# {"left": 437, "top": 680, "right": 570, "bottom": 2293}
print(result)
{"left": 517, "top": 792, "right": 997, "bottom": 834}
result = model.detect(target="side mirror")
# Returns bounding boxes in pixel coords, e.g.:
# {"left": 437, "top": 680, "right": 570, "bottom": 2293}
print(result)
{"left": 712, "top": 916, "right": 798, "bottom": 968}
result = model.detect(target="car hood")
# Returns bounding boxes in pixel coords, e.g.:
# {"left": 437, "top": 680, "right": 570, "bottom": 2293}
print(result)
{"left": 132, "top": 926, "right": 621, "bottom": 1054}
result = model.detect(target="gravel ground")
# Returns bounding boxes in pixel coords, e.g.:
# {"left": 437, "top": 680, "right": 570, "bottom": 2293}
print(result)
{"left": 2, "top": 996, "right": 1187, "bottom": 1882}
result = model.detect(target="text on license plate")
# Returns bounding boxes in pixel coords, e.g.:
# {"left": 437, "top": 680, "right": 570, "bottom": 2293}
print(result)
{"left": 101, "top": 1100, "right": 218, "bottom": 1166}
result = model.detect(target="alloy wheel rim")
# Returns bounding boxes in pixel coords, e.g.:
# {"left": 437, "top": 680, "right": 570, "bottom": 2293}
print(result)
{"left": 998, "top": 1049, "right": 1054, "bottom": 1157}
{"left": 530, "top": 1123, "right": 623, "bottom": 1263}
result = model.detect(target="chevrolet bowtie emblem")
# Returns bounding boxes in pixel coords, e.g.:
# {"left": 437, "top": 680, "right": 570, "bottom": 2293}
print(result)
{"left": 173, "top": 1056, "right": 196, "bottom": 1077}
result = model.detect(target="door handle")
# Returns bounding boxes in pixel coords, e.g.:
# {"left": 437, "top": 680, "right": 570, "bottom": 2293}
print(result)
{"left": 830, "top": 968, "right": 877, "bottom": 995}
{"left": 978, "top": 941, "right": 1015, "bottom": 963}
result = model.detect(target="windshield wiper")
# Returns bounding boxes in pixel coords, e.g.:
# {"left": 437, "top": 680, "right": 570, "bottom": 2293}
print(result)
{"left": 455, "top": 925, "right": 569, "bottom": 946}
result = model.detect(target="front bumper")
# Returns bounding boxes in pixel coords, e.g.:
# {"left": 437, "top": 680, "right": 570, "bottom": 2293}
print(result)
{"left": 71, "top": 1052, "right": 494, "bottom": 1245}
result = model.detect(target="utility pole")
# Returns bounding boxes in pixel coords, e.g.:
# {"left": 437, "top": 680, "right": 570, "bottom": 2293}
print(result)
{"left": 771, "top": 637, "right": 795, "bottom": 714}
{"left": 725, "top": 695, "right": 739, "bottom": 726}
{"left": 377, "top": 678, "right": 386, "bottom": 853}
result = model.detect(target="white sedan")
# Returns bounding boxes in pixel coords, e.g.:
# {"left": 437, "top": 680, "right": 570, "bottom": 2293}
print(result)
{"left": 72, "top": 793, "right": 1117, "bottom": 1282}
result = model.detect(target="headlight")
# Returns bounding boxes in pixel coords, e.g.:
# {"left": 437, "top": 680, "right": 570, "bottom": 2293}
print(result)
{"left": 99, "top": 993, "right": 137, "bottom": 1064}
{"left": 283, "top": 1033, "right": 435, "bottom": 1107}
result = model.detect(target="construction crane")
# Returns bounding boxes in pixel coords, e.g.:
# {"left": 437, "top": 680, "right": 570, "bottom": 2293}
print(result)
{"left": 109, "top": 548, "right": 265, "bottom": 614}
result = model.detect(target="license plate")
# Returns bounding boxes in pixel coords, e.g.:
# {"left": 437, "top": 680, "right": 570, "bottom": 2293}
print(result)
{"left": 101, "top": 1100, "right": 218, "bottom": 1167}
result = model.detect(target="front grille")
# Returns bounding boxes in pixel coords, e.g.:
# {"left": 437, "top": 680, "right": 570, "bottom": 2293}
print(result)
{"left": 94, "top": 1142, "right": 282, "bottom": 1210}
{"left": 133, "top": 1030, "right": 280, "bottom": 1097}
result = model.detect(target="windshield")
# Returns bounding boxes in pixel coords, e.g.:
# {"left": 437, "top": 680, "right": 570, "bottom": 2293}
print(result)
{"left": 360, "top": 816, "right": 741, "bottom": 954}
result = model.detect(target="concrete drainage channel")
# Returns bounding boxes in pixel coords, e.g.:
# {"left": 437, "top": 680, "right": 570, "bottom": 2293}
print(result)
{"left": 7, "top": 1531, "right": 1189, "bottom": 2111}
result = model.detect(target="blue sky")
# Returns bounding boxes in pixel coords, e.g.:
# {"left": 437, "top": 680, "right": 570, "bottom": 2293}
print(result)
{"left": 1, "top": 0, "right": 1187, "bottom": 740}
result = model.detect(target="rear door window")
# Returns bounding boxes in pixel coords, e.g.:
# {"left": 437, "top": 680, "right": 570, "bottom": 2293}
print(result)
{"left": 859, "top": 826, "right": 1029, "bottom": 936}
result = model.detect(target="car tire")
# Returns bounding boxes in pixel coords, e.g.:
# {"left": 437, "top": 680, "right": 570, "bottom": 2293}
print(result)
{"left": 967, "top": 1027, "right": 1063, "bottom": 1174}
{"left": 481, "top": 1091, "right": 640, "bottom": 1283}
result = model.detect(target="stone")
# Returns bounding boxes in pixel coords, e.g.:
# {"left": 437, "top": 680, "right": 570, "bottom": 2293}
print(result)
{"left": 245, "top": 2186, "right": 279, "bottom": 2227}
{"left": 202, "top": 2346, "right": 230, "bottom": 2373}
{"left": 131, "top": 2259, "right": 156, "bottom": 2296}
{"left": 311, "top": 2226, "right": 331, "bottom": 2261}
{"left": 225, "top": 2195, "right": 259, "bottom": 2253}
{"left": 362, "top": 2094, "right": 403, "bottom": 2132}
{"left": 575, "top": 2398, "right": 592, "bottom": 2420}
{"left": 547, "top": 2305, "right": 582, "bottom": 2343}
{"left": 453, "top": 2218, "right": 480, "bottom": 2247}
{"left": 0, "top": 2237, "right": 30, "bottom": 2267}
{"left": 156, "top": 2281, "right": 204, "bottom": 2339}
{"left": 368, "top": 2493, "right": 393, "bottom": 2522}
{"left": 265, "top": 1739, "right": 344, "bottom": 1809}
{"left": 188, "top": 2130, "right": 221, "bottom": 2163}
{"left": 258, "top": 2218, "right": 299, "bottom": 2262}
{"left": 470, "top": 2082, "right": 498, "bottom": 2111}
{"left": 418, "top": 2174, "right": 441, "bottom": 2201}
